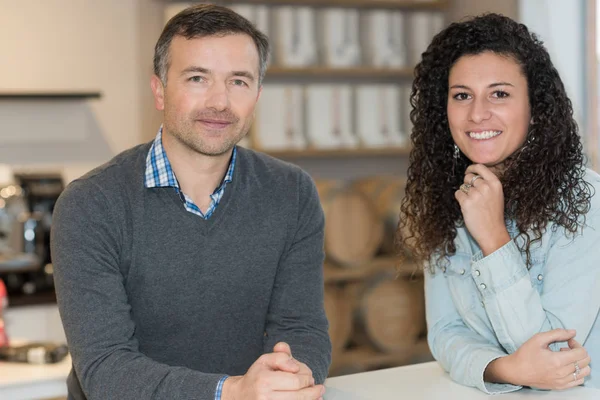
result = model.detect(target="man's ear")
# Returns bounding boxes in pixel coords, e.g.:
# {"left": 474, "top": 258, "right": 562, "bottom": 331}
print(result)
{"left": 150, "top": 75, "right": 165, "bottom": 111}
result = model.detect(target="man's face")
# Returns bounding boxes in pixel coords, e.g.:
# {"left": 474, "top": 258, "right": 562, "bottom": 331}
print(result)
{"left": 152, "top": 34, "right": 261, "bottom": 156}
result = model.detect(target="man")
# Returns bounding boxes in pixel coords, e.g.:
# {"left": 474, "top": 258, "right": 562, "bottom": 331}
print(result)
{"left": 51, "top": 4, "right": 331, "bottom": 399}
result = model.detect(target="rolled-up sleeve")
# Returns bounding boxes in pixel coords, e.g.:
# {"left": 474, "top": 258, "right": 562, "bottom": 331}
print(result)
{"left": 470, "top": 209, "right": 600, "bottom": 353}
{"left": 425, "top": 266, "right": 521, "bottom": 394}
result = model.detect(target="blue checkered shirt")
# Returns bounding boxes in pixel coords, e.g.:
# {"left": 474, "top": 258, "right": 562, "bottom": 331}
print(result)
{"left": 144, "top": 127, "right": 236, "bottom": 220}
{"left": 214, "top": 376, "right": 227, "bottom": 400}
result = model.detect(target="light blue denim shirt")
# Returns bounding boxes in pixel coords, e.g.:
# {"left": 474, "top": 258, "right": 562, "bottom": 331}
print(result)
{"left": 425, "top": 168, "right": 600, "bottom": 394}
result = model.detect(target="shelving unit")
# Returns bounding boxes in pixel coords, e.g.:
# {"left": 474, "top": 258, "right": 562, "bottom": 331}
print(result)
{"left": 266, "top": 66, "right": 415, "bottom": 79}
{"left": 195, "top": 0, "right": 448, "bottom": 11}
{"left": 228, "top": 0, "right": 442, "bottom": 156}
{"left": 324, "top": 252, "right": 430, "bottom": 376}
{"left": 265, "top": 147, "right": 411, "bottom": 159}
{"left": 0, "top": 91, "right": 101, "bottom": 100}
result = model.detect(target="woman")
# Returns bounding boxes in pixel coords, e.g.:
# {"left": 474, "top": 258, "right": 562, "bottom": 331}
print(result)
{"left": 398, "top": 13, "right": 600, "bottom": 394}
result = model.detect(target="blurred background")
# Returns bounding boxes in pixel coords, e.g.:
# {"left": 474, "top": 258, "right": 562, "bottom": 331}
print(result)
{"left": 0, "top": 0, "right": 598, "bottom": 397}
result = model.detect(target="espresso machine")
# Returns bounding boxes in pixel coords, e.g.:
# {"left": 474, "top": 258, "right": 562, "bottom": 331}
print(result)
{"left": 0, "top": 173, "right": 63, "bottom": 302}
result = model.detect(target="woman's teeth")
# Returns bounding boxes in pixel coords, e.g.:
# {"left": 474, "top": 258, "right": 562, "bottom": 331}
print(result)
{"left": 468, "top": 130, "right": 502, "bottom": 140}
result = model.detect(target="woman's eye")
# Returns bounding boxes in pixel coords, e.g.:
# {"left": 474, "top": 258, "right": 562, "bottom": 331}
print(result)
{"left": 493, "top": 90, "right": 510, "bottom": 99}
{"left": 453, "top": 92, "right": 471, "bottom": 100}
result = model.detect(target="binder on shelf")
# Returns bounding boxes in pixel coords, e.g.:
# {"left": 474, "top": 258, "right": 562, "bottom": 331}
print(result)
{"left": 305, "top": 85, "right": 358, "bottom": 149}
{"left": 355, "top": 85, "right": 407, "bottom": 148}
{"left": 407, "top": 11, "right": 436, "bottom": 66}
{"left": 430, "top": 12, "right": 446, "bottom": 39}
{"left": 361, "top": 11, "right": 408, "bottom": 68}
{"left": 228, "top": 4, "right": 272, "bottom": 65}
{"left": 254, "top": 85, "right": 307, "bottom": 151}
{"left": 273, "top": 7, "right": 318, "bottom": 67}
{"left": 228, "top": 4, "right": 270, "bottom": 35}
{"left": 318, "top": 8, "right": 362, "bottom": 68}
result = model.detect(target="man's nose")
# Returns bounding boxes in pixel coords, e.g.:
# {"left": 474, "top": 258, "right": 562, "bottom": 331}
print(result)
{"left": 205, "top": 82, "right": 230, "bottom": 111}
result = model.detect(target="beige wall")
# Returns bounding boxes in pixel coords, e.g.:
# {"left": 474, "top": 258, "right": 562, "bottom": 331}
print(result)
{"left": 137, "top": 0, "right": 165, "bottom": 144}
{"left": 448, "top": 0, "right": 519, "bottom": 22}
{"left": 0, "top": 0, "right": 163, "bottom": 177}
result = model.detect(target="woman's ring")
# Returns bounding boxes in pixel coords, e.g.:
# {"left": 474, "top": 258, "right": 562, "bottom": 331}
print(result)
{"left": 469, "top": 175, "right": 483, "bottom": 186}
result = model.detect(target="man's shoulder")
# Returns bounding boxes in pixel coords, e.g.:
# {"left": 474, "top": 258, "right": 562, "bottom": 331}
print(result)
{"left": 59, "top": 142, "right": 151, "bottom": 207}
{"left": 236, "top": 146, "right": 312, "bottom": 186}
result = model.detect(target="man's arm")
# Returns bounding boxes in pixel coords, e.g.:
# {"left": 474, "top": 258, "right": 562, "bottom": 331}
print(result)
{"left": 51, "top": 181, "right": 225, "bottom": 399}
{"left": 262, "top": 171, "right": 332, "bottom": 384}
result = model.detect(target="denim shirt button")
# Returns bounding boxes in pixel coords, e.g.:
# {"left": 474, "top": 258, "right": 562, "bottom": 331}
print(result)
{"left": 479, "top": 283, "right": 486, "bottom": 290}
{"left": 481, "top": 301, "right": 485, "bottom": 307}
{"left": 537, "top": 274, "right": 543, "bottom": 281}
{"left": 442, "top": 266, "right": 447, "bottom": 273}
{"left": 460, "top": 269, "right": 466, "bottom": 275}
{"left": 474, "top": 270, "right": 481, "bottom": 276}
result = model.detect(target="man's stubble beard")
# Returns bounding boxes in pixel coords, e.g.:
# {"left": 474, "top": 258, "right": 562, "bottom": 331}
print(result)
{"left": 165, "top": 113, "right": 253, "bottom": 157}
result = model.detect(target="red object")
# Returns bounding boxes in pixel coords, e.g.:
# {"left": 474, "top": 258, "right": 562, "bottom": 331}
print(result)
{"left": 0, "top": 280, "right": 8, "bottom": 347}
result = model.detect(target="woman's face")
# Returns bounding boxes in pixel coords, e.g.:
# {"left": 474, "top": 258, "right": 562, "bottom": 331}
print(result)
{"left": 447, "top": 51, "right": 531, "bottom": 169}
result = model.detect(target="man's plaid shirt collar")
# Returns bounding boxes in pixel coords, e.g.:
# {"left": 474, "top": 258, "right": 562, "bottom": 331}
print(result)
{"left": 144, "top": 126, "right": 236, "bottom": 219}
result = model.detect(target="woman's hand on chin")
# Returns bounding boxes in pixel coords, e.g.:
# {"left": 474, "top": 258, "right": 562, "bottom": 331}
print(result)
{"left": 455, "top": 164, "right": 511, "bottom": 256}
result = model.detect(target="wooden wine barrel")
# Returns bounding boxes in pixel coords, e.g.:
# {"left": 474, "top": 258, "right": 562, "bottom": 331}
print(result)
{"left": 352, "top": 177, "right": 407, "bottom": 256}
{"left": 315, "top": 180, "right": 384, "bottom": 267}
{"left": 324, "top": 284, "right": 353, "bottom": 356}
{"left": 329, "top": 362, "right": 367, "bottom": 378}
{"left": 354, "top": 273, "right": 426, "bottom": 353}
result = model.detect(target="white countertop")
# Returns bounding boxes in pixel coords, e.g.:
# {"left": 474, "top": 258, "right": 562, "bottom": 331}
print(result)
{"left": 324, "top": 361, "right": 600, "bottom": 400}
{"left": 1, "top": 357, "right": 598, "bottom": 400}
{"left": 0, "top": 355, "right": 71, "bottom": 400}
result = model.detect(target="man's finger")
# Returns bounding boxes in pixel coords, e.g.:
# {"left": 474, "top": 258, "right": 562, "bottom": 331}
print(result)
{"left": 260, "top": 352, "right": 300, "bottom": 373}
{"left": 263, "top": 371, "right": 314, "bottom": 391}
{"left": 295, "top": 360, "right": 314, "bottom": 380}
{"left": 274, "top": 342, "right": 292, "bottom": 356}
{"left": 270, "top": 384, "right": 325, "bottom": 400}
{"left": 278, "top": 358, "right": 314, "bottom": 379}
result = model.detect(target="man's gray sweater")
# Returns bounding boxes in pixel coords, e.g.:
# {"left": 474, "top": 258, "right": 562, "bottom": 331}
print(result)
{"left": 51, "top": 143, "right": 331, "bottom": 399}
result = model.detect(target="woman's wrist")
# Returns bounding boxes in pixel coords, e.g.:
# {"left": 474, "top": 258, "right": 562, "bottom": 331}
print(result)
{"left": 484, "top": 354, "right": 518, "bottom": 385}
{"left": 480, "top": 229, "right": 511, "bottom": 257}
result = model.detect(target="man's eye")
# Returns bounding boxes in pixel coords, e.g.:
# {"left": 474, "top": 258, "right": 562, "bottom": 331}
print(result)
{"left": 232, "top": 79, "right": 248, "bottom": 87}
{"left": 189, "top": 76, "right": 204, "bottom": 83}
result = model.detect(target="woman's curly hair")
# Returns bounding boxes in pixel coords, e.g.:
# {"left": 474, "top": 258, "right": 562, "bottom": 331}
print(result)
{"left": 397, "top": 13, "right": 593, "bottom": 270}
